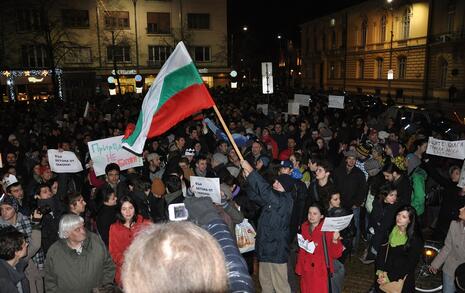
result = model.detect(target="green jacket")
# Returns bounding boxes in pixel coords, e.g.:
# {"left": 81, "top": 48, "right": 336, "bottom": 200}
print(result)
{"left": 44, "top": 231, "right": 115, "bottom": 293}
{"left": 410, "top": 167, "right": 427, "bottom": 216}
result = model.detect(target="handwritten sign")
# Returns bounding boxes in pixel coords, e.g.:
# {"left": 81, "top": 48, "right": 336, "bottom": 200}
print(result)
{"left": 458, "top": 160, "right": 465, "bottom": 188}
{"left": 321, "top": 214, "right": 354, "bottom": 232}
{"left": 426, "top": 137, "right": 465, "bottom": 160}
{"left": 288, "top": 101, "right": 300, "bottom": 115}
{"left": 47, "top": 150, "right": 83, "bottom": 173}
{"left": 88, "top": 136, "right": 143, "bottom": 176}
{"left": 257, "top": 104, "right": 269, "bottom": 115}
{"left": 328, "top": 95, "right": 345, "bottom": 109}
{"left": 294, "top": 94, "right": 310, "bottom": 106}
{"left": 190, "top": 176, "right": 221, "bottom": 204}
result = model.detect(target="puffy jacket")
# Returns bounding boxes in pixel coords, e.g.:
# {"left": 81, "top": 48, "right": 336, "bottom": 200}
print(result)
{"left": 410, "top": 167, "right": 427, "bottom": 216}
{"left": 245, "top": 171, "right": 293, "bottom": 263}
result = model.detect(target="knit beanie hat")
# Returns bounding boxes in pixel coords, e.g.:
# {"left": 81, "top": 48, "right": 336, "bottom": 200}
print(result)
{"left": 0, "top": 195, "right": 18, "bottom": 213}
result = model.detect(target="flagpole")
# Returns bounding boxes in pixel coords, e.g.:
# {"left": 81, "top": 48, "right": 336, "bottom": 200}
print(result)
{"left": 212, "top": 105, "right": 244, "bottom": 161}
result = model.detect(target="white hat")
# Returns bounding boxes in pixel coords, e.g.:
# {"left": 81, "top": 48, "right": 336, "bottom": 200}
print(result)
{"left": 2, "top": 174, "right": 18, "bottom": 189}
{"left": 184, "top": 148, "right": 195, "bottom": 156}
{"left": 378, "top": 131, "right": 389, "bottom": 140}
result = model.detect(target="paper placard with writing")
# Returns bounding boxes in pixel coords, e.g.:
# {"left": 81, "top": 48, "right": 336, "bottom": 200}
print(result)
{"left": 190, "top": 176, "right": 221, "bottom": 204}
{"left": 47, "top": 150, "right": 83, "bottom": 173}
{"left": 426, "top": 137, "right": 465, "bottom": 160}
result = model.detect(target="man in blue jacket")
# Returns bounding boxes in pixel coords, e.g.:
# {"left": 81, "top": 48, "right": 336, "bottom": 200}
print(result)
{"left": 241, "top": 160, "right": 294, "bottom": 293}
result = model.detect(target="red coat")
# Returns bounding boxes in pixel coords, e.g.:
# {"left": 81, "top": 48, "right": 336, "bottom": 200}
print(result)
{"left": 109, "top": 215, "right": 151, "bottom": 285}
{"left": 261, "top": 135, "right": 279, "bottom": 159}
{"left": 295, "top": 221, "right": 343, "bottom": 293}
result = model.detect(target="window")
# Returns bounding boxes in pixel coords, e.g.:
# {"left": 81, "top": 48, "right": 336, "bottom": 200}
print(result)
{"left": 16, "top": 9, "right": 42, "bottom": 31}
{"left": 187, "top": 13, "right": 210, "bottom": 29}
{"left": 402, "top": 9, "right": 411, "bottom": 39}
{"left": 148, "top": 46, "right": 172, "bottom": 64}
{"left": 329, "top": 63, "right": 335, "bottom": 79}
{"left": 64, "top": 47, "right": 92, "bottom": 63}
{"left": 107, "top": 46, "right": 131, "bottom": 62}
{"left": 147, "top": 12, "right": 170, "bottom": 34}
{"left": 105, "top": 11, "right": 130, "bottom": 29}
{"left": 376, "top": 58, "right": 383, "bottom": 79}
{"left": 62, "top": 10, "right": 89, "bottom": 28}
{"left": 193, "top": 46, "right": 210, "bottom": 62}
{"left": 439, "top": 59, "right": 448, "bottom": 88}
{"left": 361, "top": 18, "right": 368, "bottom": 47}
{"left": 447, "top": 3, "right": 455, "bottom": 33}
{"left": 358, "top": 59, "right": 365, "bottom": 79}
{"left": 21, "top": 45, "right": 48, "bottom": 67}
{"left": 398, "top": 56, "right": 407, "bottom": 79}
{"left": 331, "top": 30, "right": 336, "bottom": 49}
{"left": 380, "top": 15, "right": 386, "bottom": 43}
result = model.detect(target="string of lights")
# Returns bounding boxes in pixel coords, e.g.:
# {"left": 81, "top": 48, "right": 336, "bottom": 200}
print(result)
{"left": 2, "top": 69, "right": 63, "bottom": 101}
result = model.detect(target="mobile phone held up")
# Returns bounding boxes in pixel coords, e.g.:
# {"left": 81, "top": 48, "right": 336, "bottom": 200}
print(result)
{"left": 168, "top": 203, "right": 188, "bottom": 221}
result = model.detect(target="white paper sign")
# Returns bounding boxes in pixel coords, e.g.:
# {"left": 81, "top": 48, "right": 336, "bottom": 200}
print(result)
{"left": 426, "top": 137, "right": 465, "bottom": 160}
{"left": 47, "top": 150, "right": 83, "bottom": 173}
{"left": 190, "top": 176, "right": 221, "bottom": 204}
{"left": 288, "top": 101, "right": 300, "bottom": 115}
{"left": 257, "top": 104, "right": 269, "bottom": 115}
{"left": 458, "top": 160, "right": 465, "bottom": 188}
{"left": 321, "top": 214, "right": 354, "bottom": 232}
{"left": 87, "top": 136, "right": 143, "bottom": 176}
{"left": 294, "top": 94, "right": 310, "bottom": 106}
{"left": 297, "top": 234, "right": 316, "bottom": 253}
{"left": 328, "top": 95, "right": 345, "bottom": 109}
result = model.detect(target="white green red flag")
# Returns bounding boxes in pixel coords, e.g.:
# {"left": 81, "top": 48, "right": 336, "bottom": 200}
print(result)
{"left": 122, "top": 41, "right": 215, "bottom": 154}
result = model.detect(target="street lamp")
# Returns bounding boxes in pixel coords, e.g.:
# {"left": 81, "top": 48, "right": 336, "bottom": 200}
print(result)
{"left": 242, "top": 25, "right": 248, "bottom": 31}
{"left": 387, "top": 0, "right": 394, "bottom": 99}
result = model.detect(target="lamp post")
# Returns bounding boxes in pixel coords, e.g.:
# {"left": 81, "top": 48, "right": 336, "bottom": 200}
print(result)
{"left": 132, "top": 0, "right": 140, "bottom": 71}
{"left": 387, "top": 0, "right": 394, "bottom": 99}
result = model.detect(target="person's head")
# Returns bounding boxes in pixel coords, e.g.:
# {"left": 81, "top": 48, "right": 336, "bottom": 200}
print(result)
{"left": 274, "top": 123, "right": 283, "bottom": 134}
{"left": 49, "top": 178, "right": 59, "bottom": 195}
{"left": 122, "top": 222, "right": 228, "bottom": 293}
{"left": 329, "top": 192, "right": 341, "bottom": 209}
{"left": 316, "top": 137, "right": 325, "bottom": 150}
{"left": 380, "top": 184, "right": 398, "bottom": 204}
{"left": 413, "top": 139, "right": 428, "bottom": 154}
{"left": 217, "top": 140, "right": 228, "bottom": 154}
{"left": 102, "top": 185, "right": 117, "bottom": 207}
{"left": 6, "top": 182, "right": 23, "bottom": 200}
{"left": 382, "top": 162, "right": 403, "bottom": 182}
{"left": 255, "top": 155, "right": 270, "bottom": 170}
{"left": 0, "top": 226, "right": 27, "bottom": 262}
{"left": 5, "top": 152, "right": 17, "bottom": 166}
{"left": 307, "top": 156, "right": 319, "bottom": 172}
{"left": 105, "top": 163, "right": 120, "bottom": 185}
{"left": 58, "top": 214, "right": 86, "bottom": 243}
{"left": 395, "top": 205, "right": 419, "bottom": 240}
{"left": 41, "top": 167, "right": 53, "bottom": 181}
{"left": 458, "top": 205, "right": 465, "bottom": 222}
{"left": 308, "top": 203, "right": 326, "bottom": 226}
{"left": 212, "top": 153, "right": 228, "bottom": 168}
{"left": 311, "top": 129, "right": 319, "bottom": 141}
{"left": 178, "top": 157, "right": 190, "bottom": 170}
{"left": 251, "top": 141, "right": 262, "bottom": 156}
{"left": 64, "top": 192, "right": 87, "bottom": 215}
{"left": 195, "top": 155, "right": 208, "bottom": 173}
{"left": 175, "top": 135, "right": 186, "bottom": 149}
{"left": 287, "top": 137, "right": 296, "bottom": 149}
{"left": 0, "top": 196, "right": 18, "bottom": 223}
{"left": 189, "top": 127, "right": 199, "bottom": 140}
{"left": 315, "top": 160, "right": 332, "bottom": 181}
{"left": 279, "top": 160, "right": 293, "bottom": 175}
{"left": 35, "top": 183, "right": 52, "bottom": 200}
{"left": 261, "top": 128, "right": 271, "bottom": 137}
{"left": 146, "top": 153, "right": 161, "bottom": 168}
{"left": 300, "top": 121, "right": 308, "bottom": 132}
{"left": 164, "top": 174, "right": 182, "bottom": 193}
{"left": 449, "top": 165, "right": 461, "bottom": 183}
{"left": 344, "top": 150, "right": 357, "bottom": 169}
{"left": 290, "top": 153, "right": 302, "bottom": 168}
{"left": 116, "top": 196, "right": 138, "bottom": 225}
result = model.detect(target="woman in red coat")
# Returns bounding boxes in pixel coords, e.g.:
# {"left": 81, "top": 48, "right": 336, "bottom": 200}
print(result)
{"left": 109, "top": 196, "right": 151, "bottom": 286}
{"left": 296, "top": 203, "right": 344, "bottom": 293}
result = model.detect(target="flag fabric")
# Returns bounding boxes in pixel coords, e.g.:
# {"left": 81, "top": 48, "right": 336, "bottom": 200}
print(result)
{"left": 122, "top": 41, "right": 215, "bottom": 154}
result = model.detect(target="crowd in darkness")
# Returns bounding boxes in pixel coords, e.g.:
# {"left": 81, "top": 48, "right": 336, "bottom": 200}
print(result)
{"left": 0, "top": 87, "right": 465, "bottom": 293}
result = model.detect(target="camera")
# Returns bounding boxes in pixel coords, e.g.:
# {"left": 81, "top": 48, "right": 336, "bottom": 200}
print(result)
{"left": 168, "top": 203, "right": 188, "bottom": 221}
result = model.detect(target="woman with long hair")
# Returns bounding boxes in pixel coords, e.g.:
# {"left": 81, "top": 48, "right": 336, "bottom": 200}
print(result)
{"left": 109, "top": 196, "right": 151, "bottom": 286}
{"left": 374, "top": 205, "right": 423, "bottom": 293}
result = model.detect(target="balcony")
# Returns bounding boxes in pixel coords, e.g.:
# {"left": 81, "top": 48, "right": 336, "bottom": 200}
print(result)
{"left": 430, "top": 31, "right": 465, "bottom": 45}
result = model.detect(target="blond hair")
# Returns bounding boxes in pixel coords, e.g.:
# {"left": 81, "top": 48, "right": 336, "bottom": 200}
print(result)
{"left": 122, "top": 222, "right": 228, "bottom": 293}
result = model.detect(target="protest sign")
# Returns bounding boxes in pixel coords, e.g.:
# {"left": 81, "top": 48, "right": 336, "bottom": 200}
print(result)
{"left": 328, "top": 95, "right": 345, "bottom": 109}
{"left": 47, "top": 149, "right": 83, "bottom": 173}
{"left": 190, "top": 176, "right": 221, "bottom": 204}
{"left": 426, "top": 137, "right": 465, "bottom": 160}
{"left": 257, "top": 104, "right": 269, "bottom": 115}
{"left": 458, "top": 160, "right": 465, "bottom": 188}
{"left": 88, "top": 136, "right": 143, "bottom": 176}
{"left": 288, "top": 101, "right": 300, "bottom": 115}
{"left": 297, "top": 233, "right": 316, "bottom": 253}
{"left": 321, "top": 214, "right": 354, "bottom": 232}
{"left": 294, "top": 94, "right": 310, "bottom": 106}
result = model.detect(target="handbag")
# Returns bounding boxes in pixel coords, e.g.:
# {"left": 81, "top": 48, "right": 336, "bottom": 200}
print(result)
{"left": 379, "top": 245, "right": 407, "bottom": 293}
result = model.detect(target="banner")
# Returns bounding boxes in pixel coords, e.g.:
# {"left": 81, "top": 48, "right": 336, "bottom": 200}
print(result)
{"left": 294, "top": 94, "right": 310, "bottom": 106}
{"left": 328, "top": 95, "right": 345, "bottom": 109}
{"left": 257, "top": 104, "right": 269, "bottom": 115}
{"left": 47, "top": 150, "right": 83, "bottom": 173}
{"left": 88, "top": 136, "right": 143, "bottom": 176}
{"left": 288, "top": 101, "right": 300, "bottom": 115}
{"left": 190, "top": 176, "right": 221, "bottom": 204}
{"left": 458, "top": 160, "right": 465, "bottom": 188}
{"left": 426, "top": 137, "right": 465, "bottom": 160}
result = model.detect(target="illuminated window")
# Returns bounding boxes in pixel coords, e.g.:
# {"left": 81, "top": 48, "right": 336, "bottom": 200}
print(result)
{"left": 380, "top": 15, "right": 387, "bottom": 43}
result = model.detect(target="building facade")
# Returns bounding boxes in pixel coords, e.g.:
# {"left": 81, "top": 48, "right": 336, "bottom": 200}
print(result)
{"left": 0, "top": 0, "right": 228, "bottom": 101}
{"left": 300, "top": 0, "right": 465, "bottom": 100}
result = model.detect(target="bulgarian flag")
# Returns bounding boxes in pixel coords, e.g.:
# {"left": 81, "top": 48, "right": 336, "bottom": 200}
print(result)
{"left": 122, "top": 41, "right": 215, "bottom": 154}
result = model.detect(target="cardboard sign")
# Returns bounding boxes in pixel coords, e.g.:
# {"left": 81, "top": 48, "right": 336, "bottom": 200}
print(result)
{"left": 328, "top": 95, "right": 345, "bottom": 109}
{"left": 47, "top": 150, "right": 84, "bottom": 173}
{"left": 294, "top": 94, "right": 310, "bottom": 106}
{"left": 288, "top": 101, "right": 300, "bottom": 115}
{"left": 88, "top": 136, "right": 143, "bottom": 176}
{"left": 257, "top": 104, "right": 269, "bottom": 115}
{"left": 426, "top": 137, "right": 465, "bottom": 160}
{"left": 457, "top": 160, "right": 465, "bottom": 188}
{"left": 190, "top": 176, "right": 221, "bottom": 204}
{"left": 321, "top": 214, "right": 354, "bottom": 232}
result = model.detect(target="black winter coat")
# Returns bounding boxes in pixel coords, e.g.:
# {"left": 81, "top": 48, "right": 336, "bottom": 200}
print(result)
{"left": 333, "top": 165, "right": 367, "bottom": 209}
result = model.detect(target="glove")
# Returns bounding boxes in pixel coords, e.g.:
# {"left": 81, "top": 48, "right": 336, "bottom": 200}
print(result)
{"left": 184, "top": 197, "right": 221, "bottom": 226}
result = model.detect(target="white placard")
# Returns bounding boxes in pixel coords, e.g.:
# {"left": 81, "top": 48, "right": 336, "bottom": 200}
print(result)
{"left": 190, "top": 176, "right": 221, "bottom": 204}
{"left": 426, "top": 137, "right": 465, "bottom": 160}
{"left": 261, "top": 62, "right": 273, "bottom": 76}
{"left": 288, "top": 101, "right": 300, "bottom": 115}
{"left": 47, "top": 149, "right": 84, "bottom": 173}
{"left": 294, "top": 94, "right": 310, "bottom": 106}
{"left": 257, "top": 104, "right": 269, "bottom": 115}
{"left": 262, "top": 76, "right": 273, "bottom": 94}
{"left": 457, "top": 160, "right": 465, "bottom": 188}
{"left": 88, "top": 136, "right": 143, "bottom": 176}
{"left": 387, "top": 69, "right": 394, "bottom": 80}
{"left": 328, "top": 95, "right": 345, "bottom": 109}
{"left": 321, "top": 214, "right": 354, "bottom": 232}
{"left": 297, "top": 233, "right": 316, "bottom": 253}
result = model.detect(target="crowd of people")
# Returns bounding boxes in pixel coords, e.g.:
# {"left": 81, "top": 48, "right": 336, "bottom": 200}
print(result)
{"left": 0, "top": 87, "right": 464, "bottom": 293}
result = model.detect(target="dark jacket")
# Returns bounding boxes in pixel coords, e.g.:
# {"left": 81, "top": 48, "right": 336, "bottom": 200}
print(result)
{"left": 333, "top": 164, "right": 367, "bottom": 209}
{"left": 0, "top": 259, "right": 30, "bottom": 293}
{"left": 369, "top": 201, "right": 399, "bottom": 254}
{"left": 96, "top": 205, "right": 117, "bottom": 246}
{"left": 289, "top": 180, "right": 308, "bottom": 243}
{"left": 393, "top": 175, "right": 412, "bottom": 206}
{"left": 245, "top": 171, "right": 293, "bottom": 263}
